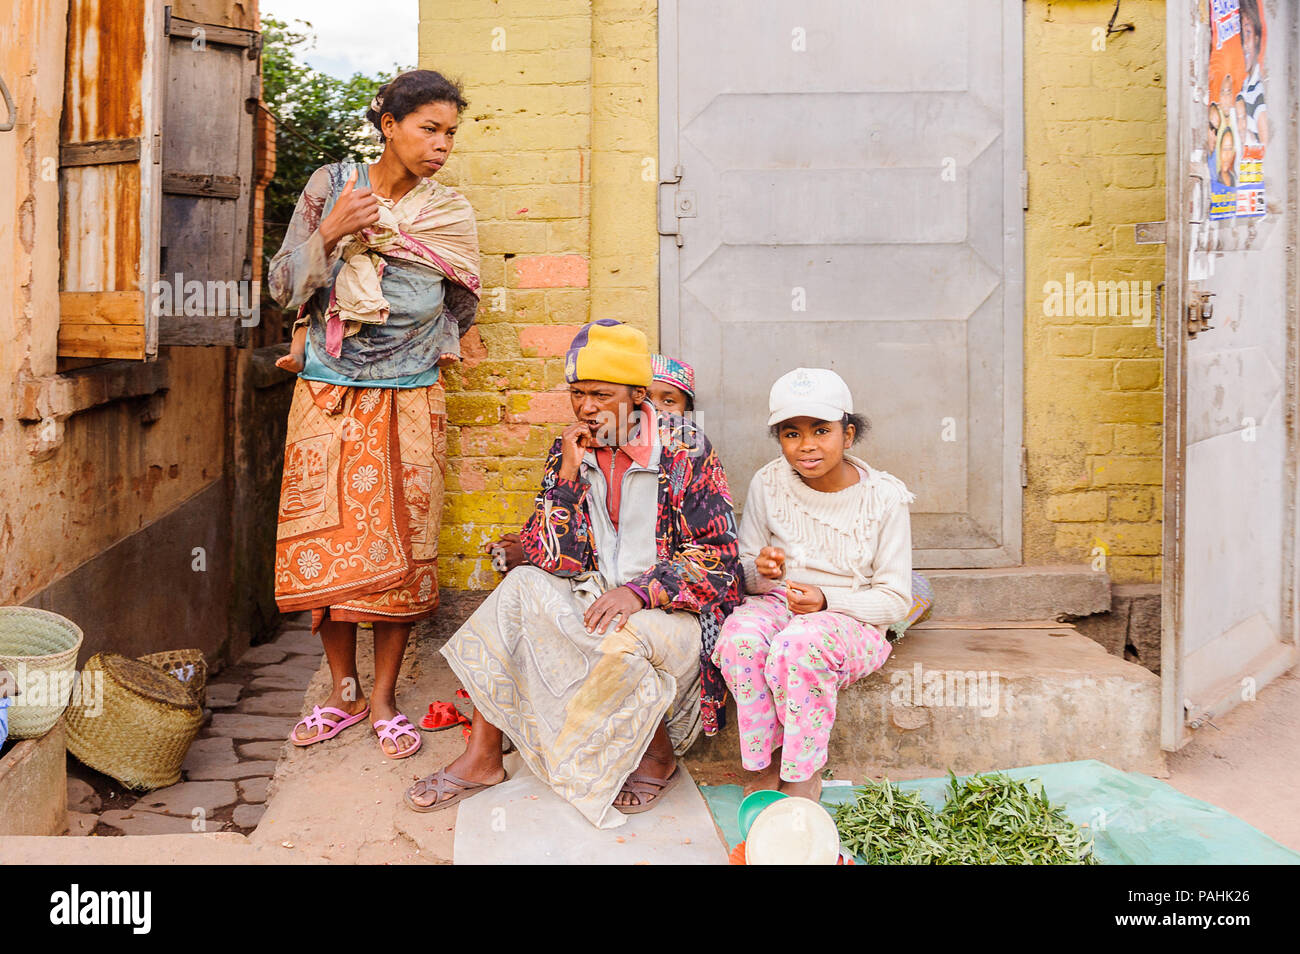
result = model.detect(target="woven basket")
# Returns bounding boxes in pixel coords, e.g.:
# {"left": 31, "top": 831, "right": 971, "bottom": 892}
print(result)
{"left": 0, "top": 607, "right": 84, "bottom": 740}
{"left": 138, "top": 649, "right": 208, "bottom": 708}
{"left": 64, "top": 652, "right": 203, "bottom": 791}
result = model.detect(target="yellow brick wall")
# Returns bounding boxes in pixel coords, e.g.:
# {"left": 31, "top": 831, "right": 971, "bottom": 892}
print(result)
{"left": 421, "top": 0, "right": 1166, "bottom": 589}
{"left": 418, "top": 0, "right": 658, "bottom": 589}
{"left": 1023, "top": 0, "right": 1166, "bottom": 583}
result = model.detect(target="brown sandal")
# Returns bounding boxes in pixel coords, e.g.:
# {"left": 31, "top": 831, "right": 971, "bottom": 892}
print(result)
{"left": 403, "top": 768, "right": 504, "bottom": 814}
{"left": 613, "top": 766, "right": 682, "bottom": 814}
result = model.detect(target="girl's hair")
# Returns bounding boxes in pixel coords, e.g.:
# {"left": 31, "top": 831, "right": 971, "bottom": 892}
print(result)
{"left": 769, "top": 412, "right": 870, "bottom": 445}
{"left": 365, "top": 69, "right": 468, "bottom": 134}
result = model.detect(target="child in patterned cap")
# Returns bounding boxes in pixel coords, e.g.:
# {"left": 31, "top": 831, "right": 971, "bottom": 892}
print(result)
{"left": 649, "top": 353, "right": 695, "bottom": 415}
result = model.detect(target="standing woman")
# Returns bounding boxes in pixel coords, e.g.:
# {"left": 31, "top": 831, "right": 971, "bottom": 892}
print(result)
{"left": 268, "top": 70, "right": 480, "bottom": 759}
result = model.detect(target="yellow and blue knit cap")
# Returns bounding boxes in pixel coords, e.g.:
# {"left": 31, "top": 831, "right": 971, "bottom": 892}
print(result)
{"left": 564, "top": 319, "right": 652, "bottom": 387}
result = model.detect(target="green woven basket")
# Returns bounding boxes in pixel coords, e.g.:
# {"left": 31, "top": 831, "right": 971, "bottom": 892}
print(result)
{"left": 0, "top": 607, "right": 84, "bottom": 740}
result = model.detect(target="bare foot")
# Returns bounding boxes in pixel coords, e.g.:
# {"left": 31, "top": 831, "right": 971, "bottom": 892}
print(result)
{"left": 275, "top": 351, "right": 304, "bottom": 373}
{"left": 744, "top": 756, "right": 784, "bottom": 796}
{"left": 778, "top": 774, "right": 824, "bottom": 802}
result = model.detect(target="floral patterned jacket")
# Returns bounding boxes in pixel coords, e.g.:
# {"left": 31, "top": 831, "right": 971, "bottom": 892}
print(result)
{"left": 519, "top": 413, "right": 742, "bottom": 735}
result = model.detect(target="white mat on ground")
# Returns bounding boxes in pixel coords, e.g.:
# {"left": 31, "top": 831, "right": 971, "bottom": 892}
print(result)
{"left": 453, "top": 755, "right": 728, "bottom": 865}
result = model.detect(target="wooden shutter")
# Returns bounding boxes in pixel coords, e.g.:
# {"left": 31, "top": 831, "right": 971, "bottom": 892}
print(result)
{"left": 58, "top": 0, "right": 166, "bottom": 360}
{"left": 156, "top": 2, "right": 261, "bottom": 347}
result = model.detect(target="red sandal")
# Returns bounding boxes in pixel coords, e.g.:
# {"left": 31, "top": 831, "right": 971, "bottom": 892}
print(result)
{"left": 420, "top": 700, "right": 470, "bottom": 732}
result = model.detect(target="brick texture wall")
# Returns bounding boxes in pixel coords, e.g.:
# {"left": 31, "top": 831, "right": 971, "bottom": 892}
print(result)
{"left": 418, "top": 0, "right": 658, "bottom": 589}
{"left": 419, "top": 0, "right": 1168, "bottom": 588}
{"left": 1023, "top": 0, "right": 1166, "bottom": 583}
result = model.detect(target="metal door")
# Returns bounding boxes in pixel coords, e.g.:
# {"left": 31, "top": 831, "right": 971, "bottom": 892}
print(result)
{"left": 658, "top": 0, "right": 1025, "bottom": 567}
{"left": 1162, "top": 0, "right": 1299, "bottom": 748}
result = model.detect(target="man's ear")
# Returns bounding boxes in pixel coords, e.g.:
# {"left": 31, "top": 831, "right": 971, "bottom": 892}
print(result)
{"left": 630, "top": 385, "right": 647, "bottom": 405}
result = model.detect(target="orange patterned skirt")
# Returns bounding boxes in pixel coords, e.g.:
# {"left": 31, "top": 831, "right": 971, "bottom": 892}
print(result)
{"left": 274, "top": 378, "right": 446, "bottom": 632}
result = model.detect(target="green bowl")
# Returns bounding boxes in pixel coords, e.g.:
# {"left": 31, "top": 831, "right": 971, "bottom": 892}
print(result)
{"left": 738, "top": 789, "right": 789, "bottom": 840}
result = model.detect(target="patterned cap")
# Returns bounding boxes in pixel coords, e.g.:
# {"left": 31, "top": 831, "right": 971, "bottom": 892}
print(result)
{"left": 651, "top": 353, "right": 695, "bottom": 399}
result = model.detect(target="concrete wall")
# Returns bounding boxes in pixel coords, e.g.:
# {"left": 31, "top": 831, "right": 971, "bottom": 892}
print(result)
{"left": 1022, "top": 0, "right": 1167, "bottom": 583}
{"left": 421, "top": 0, "right": 1167, "bottom": 589}
{"left": 418, "top": 0, "right": 659, "bottom": 589}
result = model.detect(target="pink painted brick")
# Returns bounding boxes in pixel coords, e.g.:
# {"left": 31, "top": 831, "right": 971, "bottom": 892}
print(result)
{"left": 513, "top": 254, "right": 589, "bottom": 288}
{"left": 507, "top": 391, "right": 573, "bottom": 424}
{"left": 520, "top": 325, "right": 581, "bottom": 357}
{"left": 455, "top": 458, "right": 488, "bottom": 492}
{"left": 460, "top": 327, "right": 488, "bottom": 368}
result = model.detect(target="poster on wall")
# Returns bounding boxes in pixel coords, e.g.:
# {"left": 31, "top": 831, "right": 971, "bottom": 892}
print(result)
{"left": 1204, "top": 0, "right": 1268, "bottom": 220}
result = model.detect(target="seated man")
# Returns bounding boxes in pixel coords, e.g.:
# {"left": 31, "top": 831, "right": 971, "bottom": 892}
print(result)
{"left": 405, "top": 319, "right": 741, "bottom": 828}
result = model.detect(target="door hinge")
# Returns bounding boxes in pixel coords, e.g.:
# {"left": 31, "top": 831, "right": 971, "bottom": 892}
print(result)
{"left": 1020, "top": 446, "right": 1028, "bottom": 487}
{"left": 1020, "top": 170, "right": 1029, "bottom": 210}
{"left": 1134, "top": 221, "right": 1166, "bottom": 244}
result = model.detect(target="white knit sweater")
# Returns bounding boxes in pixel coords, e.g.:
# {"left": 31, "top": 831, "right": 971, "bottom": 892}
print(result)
{"left": 738, "top": 454, "right": 915, "bottom": 626}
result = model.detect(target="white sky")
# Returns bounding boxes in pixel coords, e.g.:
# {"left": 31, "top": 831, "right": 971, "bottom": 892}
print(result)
{"left": 260, "top": 0, "right": 418, "bottom": 79}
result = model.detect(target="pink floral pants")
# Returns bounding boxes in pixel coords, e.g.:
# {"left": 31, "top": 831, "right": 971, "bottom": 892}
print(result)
{"left": 711, "top": 590, "right": 892, "bottom": 782}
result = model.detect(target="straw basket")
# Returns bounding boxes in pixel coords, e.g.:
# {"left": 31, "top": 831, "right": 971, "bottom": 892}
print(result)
{"left": 138, "top": 649, "right": 208, "bottom": 708}
{"left": 64, "top": 653, "right": 203, "bottom": 791}
{"left": 0, "top": 607, "right": 84, "bottom": 740}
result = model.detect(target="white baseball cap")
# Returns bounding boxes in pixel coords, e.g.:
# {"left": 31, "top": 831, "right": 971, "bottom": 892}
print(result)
{"left": 767, "top": 367, "right": 853, "bottom": 426}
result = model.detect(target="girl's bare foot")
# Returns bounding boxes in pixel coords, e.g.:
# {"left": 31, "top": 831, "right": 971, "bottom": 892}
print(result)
{"left": 275, "top": 351, "right": 304, "bottom": 373}
{"left": 778, "top": 774, "right": 824, "bottom": 802}
{"left": 744, "top": 757, "right": 784, "bottom": 796}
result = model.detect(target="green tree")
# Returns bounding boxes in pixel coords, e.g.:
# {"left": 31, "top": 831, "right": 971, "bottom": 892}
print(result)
{"left": 259, "top": 16, "right": 409, "bottom": 333}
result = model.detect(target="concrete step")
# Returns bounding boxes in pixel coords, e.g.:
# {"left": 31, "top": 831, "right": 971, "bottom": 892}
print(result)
{"left": 684, "top": 624, "right": 1165, "bottom": 780}
{"left": 921, "top": 565, "right": 1111, "bottom": 621}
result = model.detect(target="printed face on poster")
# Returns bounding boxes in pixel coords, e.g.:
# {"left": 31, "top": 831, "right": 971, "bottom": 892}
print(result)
{"left": 1204, "top": 0, "right": 1268, "bottom": 220}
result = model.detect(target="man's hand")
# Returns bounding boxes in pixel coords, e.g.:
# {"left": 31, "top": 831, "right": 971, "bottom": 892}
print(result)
{"left": 558, "top": 421, "right": 596, "bottom": 481}
{"left": 319, "top": 169, "right": 381, "bottom": 255}
{"left": 485, "top": 532, "right": 525, "bottom": 572}
{"left": 785, "top": 581, "right": 827, "bottom": 615}
{"left": 756, "top": 546, "right": 786, "bottom": 580}
{"left": 583, "top": 586, "right": 644, "bottom": 634}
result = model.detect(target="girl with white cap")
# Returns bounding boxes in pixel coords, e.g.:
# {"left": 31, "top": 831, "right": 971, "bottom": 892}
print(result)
{"left": 712, "top": 367, "right": 924, "bottom": 800}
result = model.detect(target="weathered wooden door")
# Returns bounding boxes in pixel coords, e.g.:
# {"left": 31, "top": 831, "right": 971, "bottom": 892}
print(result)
{"left": 658, "top": 0, "right": 1025, "bottom": 567}
{"left": 1162, "top": 0, "right": 1299, "bottom": 748}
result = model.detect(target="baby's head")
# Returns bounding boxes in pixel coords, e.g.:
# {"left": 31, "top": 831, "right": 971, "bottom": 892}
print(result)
{"left": 766, "top": 368, "right": 868, "bottom": 482}
{"left": 649, "top": 353, "right": 696, "bottom": 415}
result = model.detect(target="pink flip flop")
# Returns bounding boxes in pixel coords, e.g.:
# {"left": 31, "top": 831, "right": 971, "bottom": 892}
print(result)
{"left": 374, "top": 713, "right": 422, "bottom": 759}
{"left": 291, "top": 704, "right": 371, "bottom": 746}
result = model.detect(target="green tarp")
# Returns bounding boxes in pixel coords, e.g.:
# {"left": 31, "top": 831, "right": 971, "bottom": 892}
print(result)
{"left": 699, "top": 759, "right": 1300, "bottom": 864}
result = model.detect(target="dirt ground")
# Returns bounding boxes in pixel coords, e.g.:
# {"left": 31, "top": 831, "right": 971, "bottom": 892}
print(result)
{"left": 1164, "top": 668, "right": 1300, "bottom": 851}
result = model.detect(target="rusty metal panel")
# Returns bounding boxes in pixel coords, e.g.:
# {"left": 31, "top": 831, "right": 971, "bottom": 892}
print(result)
{"left": 61, "top": 0, "right": 148, "bottom": 143}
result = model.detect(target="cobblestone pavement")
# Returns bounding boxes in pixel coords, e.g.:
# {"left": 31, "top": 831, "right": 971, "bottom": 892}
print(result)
{"left": 68, "top": 615, "right": 324, "bottom": 837}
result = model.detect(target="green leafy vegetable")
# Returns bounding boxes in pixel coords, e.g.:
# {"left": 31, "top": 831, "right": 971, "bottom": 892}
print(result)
{"left": 832, "top": 772, "right": 1098, "bottom": 865}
